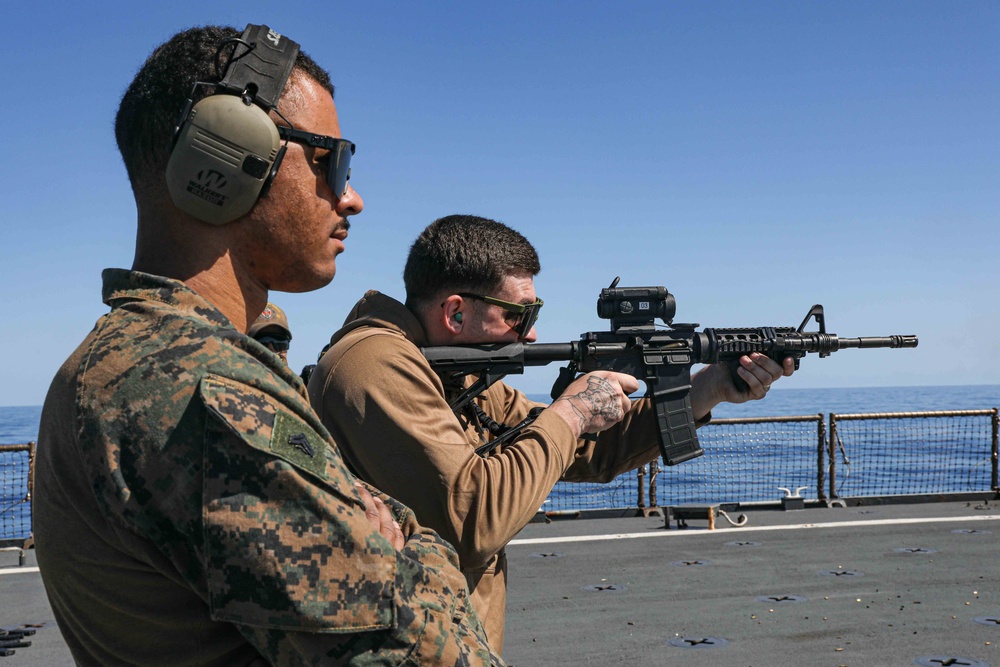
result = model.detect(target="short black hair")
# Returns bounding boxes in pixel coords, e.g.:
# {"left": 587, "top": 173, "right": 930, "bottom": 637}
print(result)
{"left": 403, "top": 215, "right": 541, "bottom": 309}
{"left": 115, "top": 25, "right": 333, "bottom": 191}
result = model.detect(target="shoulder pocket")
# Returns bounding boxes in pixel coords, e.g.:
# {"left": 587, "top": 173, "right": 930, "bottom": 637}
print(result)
{"left": 199, "top": 374, "right": 336, "bottom": 485}
{"left": 197, "top": 374, "right": 397, "bottom": 633}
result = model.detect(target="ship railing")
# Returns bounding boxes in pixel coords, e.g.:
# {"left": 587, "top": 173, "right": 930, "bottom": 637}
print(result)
{"left": 0, "top": 442, "right": 35, "bottom": 566}
{"left": 827, "top": 409, "right": 999, "bottom": 502}
{"left": 544, "top": 408, "right": 999, "bottom": 517}
{"left": 3, "top": 410, "right": 999, "bottom": 541}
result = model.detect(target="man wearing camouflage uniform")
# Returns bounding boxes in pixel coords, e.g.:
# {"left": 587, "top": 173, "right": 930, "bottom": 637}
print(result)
{"left": 34, "top": 25, "right": 503, "bottom": 666}
{"left": 250, "top": 302, "right": 294, "bottom": 365}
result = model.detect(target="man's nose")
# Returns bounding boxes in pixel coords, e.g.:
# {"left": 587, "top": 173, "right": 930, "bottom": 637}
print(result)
{"left": 336, "top": 183, "right": 364, "bottom": 216}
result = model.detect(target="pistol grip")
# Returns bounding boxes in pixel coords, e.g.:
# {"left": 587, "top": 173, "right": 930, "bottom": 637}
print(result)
{"left": 550, "top": 365, "right": 579, "bottom": 402}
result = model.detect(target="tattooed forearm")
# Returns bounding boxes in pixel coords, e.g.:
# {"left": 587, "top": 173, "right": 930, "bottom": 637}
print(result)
{"left": 553, "top": 375, "right": 623, "bottom": 433}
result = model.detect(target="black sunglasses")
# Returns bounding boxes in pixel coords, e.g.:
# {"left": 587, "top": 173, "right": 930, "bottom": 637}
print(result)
{"left": 255, "top": 334, "right": 290, "bottom": 352}
{"left": 276, "top": 126, "right": 354, "bottom": 198}
{"left": 458, "top": 293, "right": 544, "bottom": 338}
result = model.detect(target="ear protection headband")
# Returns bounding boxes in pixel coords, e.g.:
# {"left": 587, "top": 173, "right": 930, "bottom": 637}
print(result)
{"left": 166, "top": 24, "right": 300, "bottom": 225}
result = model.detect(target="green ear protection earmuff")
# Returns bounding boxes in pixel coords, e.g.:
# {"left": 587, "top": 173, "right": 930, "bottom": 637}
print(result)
{"left": 165, "top": 24, "right": 299, "bottom": 225}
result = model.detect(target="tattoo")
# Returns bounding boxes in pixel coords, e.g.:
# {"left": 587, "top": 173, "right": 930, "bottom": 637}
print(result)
{"left": 554, "top": 376, "right": 623, "bottom": 432}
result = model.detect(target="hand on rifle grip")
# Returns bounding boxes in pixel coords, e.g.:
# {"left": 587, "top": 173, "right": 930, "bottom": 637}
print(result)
{"left": 549, "top": 371, "right": 638, "bottom": 437}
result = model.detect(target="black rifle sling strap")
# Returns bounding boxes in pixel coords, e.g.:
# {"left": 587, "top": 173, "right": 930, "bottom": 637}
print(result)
{"left": 473, "top": 407, "right": 545, "bottom": 457}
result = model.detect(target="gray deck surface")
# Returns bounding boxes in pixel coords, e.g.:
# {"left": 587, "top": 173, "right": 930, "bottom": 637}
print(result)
{"left": 503, "top": 500, "right": 1000, "bottom": 666}
{"left": 2, "top": 500, "right": 998, "bottom": 666}
{"left": 0, "top": 548, "right": 69, "bottom": 666}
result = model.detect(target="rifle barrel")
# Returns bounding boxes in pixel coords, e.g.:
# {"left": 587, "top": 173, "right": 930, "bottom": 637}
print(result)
{"left": 775, "top": 333, "right": 918, "bottom": 354}
{"left": 837, "top": 335, "right": 919, "bottom": 349}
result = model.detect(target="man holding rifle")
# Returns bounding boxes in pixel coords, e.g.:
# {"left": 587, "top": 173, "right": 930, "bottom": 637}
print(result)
{"left": 307, "top": 214, "right": 794, "bottom": 651}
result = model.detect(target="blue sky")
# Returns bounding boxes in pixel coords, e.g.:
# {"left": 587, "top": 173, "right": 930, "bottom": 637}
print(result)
{"left": 1, "top": 1, "right": 997, "bottom": 406}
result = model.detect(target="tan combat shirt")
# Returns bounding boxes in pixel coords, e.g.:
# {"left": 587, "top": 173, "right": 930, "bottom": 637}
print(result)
{"left": 308, "top": 291, "right": 670, "bottom": 652}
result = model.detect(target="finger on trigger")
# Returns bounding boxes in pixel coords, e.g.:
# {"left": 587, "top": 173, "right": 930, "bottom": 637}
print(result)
{"left": 616, "top": 371, "right": 640, "bottom": 394}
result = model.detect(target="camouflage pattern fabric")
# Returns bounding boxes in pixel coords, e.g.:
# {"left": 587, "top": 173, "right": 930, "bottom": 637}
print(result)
{"left": 33, "top": 269, "right": 504, "bottom": 666}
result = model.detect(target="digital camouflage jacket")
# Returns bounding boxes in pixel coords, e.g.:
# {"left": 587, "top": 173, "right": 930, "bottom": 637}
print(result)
{"left": 34, "top": 269, "right": 504, "bottom": 667}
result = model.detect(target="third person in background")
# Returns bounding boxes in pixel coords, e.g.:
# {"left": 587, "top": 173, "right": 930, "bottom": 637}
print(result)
{"left": 249, "top": 302, "right": 293, "bottom": 365}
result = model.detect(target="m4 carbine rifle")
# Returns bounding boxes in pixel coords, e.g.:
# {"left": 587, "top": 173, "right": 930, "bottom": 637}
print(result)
{"left": 421, "top": 278, "right": 918, "bottom": 466}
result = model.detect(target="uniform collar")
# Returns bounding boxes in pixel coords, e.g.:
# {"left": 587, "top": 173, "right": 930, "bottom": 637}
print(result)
{"left": 101, "top": 268, "right": 235, "bottom": 330}
{"left": 101, "top": 268, "right": 307, "bottom": 396}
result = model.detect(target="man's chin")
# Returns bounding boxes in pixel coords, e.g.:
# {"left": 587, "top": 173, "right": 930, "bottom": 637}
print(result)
{"left": 273, "top": 267, "right": 336, "bottom": 294}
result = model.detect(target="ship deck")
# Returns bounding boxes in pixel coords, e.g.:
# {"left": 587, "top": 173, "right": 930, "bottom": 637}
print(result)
{"left": 502, "top": 498, "right": 999, "bottom": 666}
{"left": 2, "top": 498, "right": 998, "bottom": 666}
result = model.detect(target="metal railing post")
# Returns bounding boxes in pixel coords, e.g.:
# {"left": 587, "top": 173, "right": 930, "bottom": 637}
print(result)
{"left": 648, "top": 460, "right": 660, "bottom": 508}
{"left": 817, "top": 414, "right": 827, "bottom": 501}
{"left": 828, "top": 414, "right": 839, "bottom": 499}
{"left": 636, "top": 465, "right": 646, "bottom": 510}
{"left": 991, "top": 408, "right": 999, "bottom": 493}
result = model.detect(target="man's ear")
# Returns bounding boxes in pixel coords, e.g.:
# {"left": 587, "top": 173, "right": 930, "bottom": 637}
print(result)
{"left": 440, "top": 294, "right": 465, "bottom": 335}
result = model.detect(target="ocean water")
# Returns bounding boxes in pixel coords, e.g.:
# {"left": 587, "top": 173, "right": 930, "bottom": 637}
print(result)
{"left": 531, "top": 384, "right": 998, "bottom": 507}
{"left": 2, "top": 385, "right": 996, "bottom": 444}
{"left": 2, "top": 386, "right": 997, "bottom": 539}
{"left": 0, "top": 405, "right": 43, "bottom": 444}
